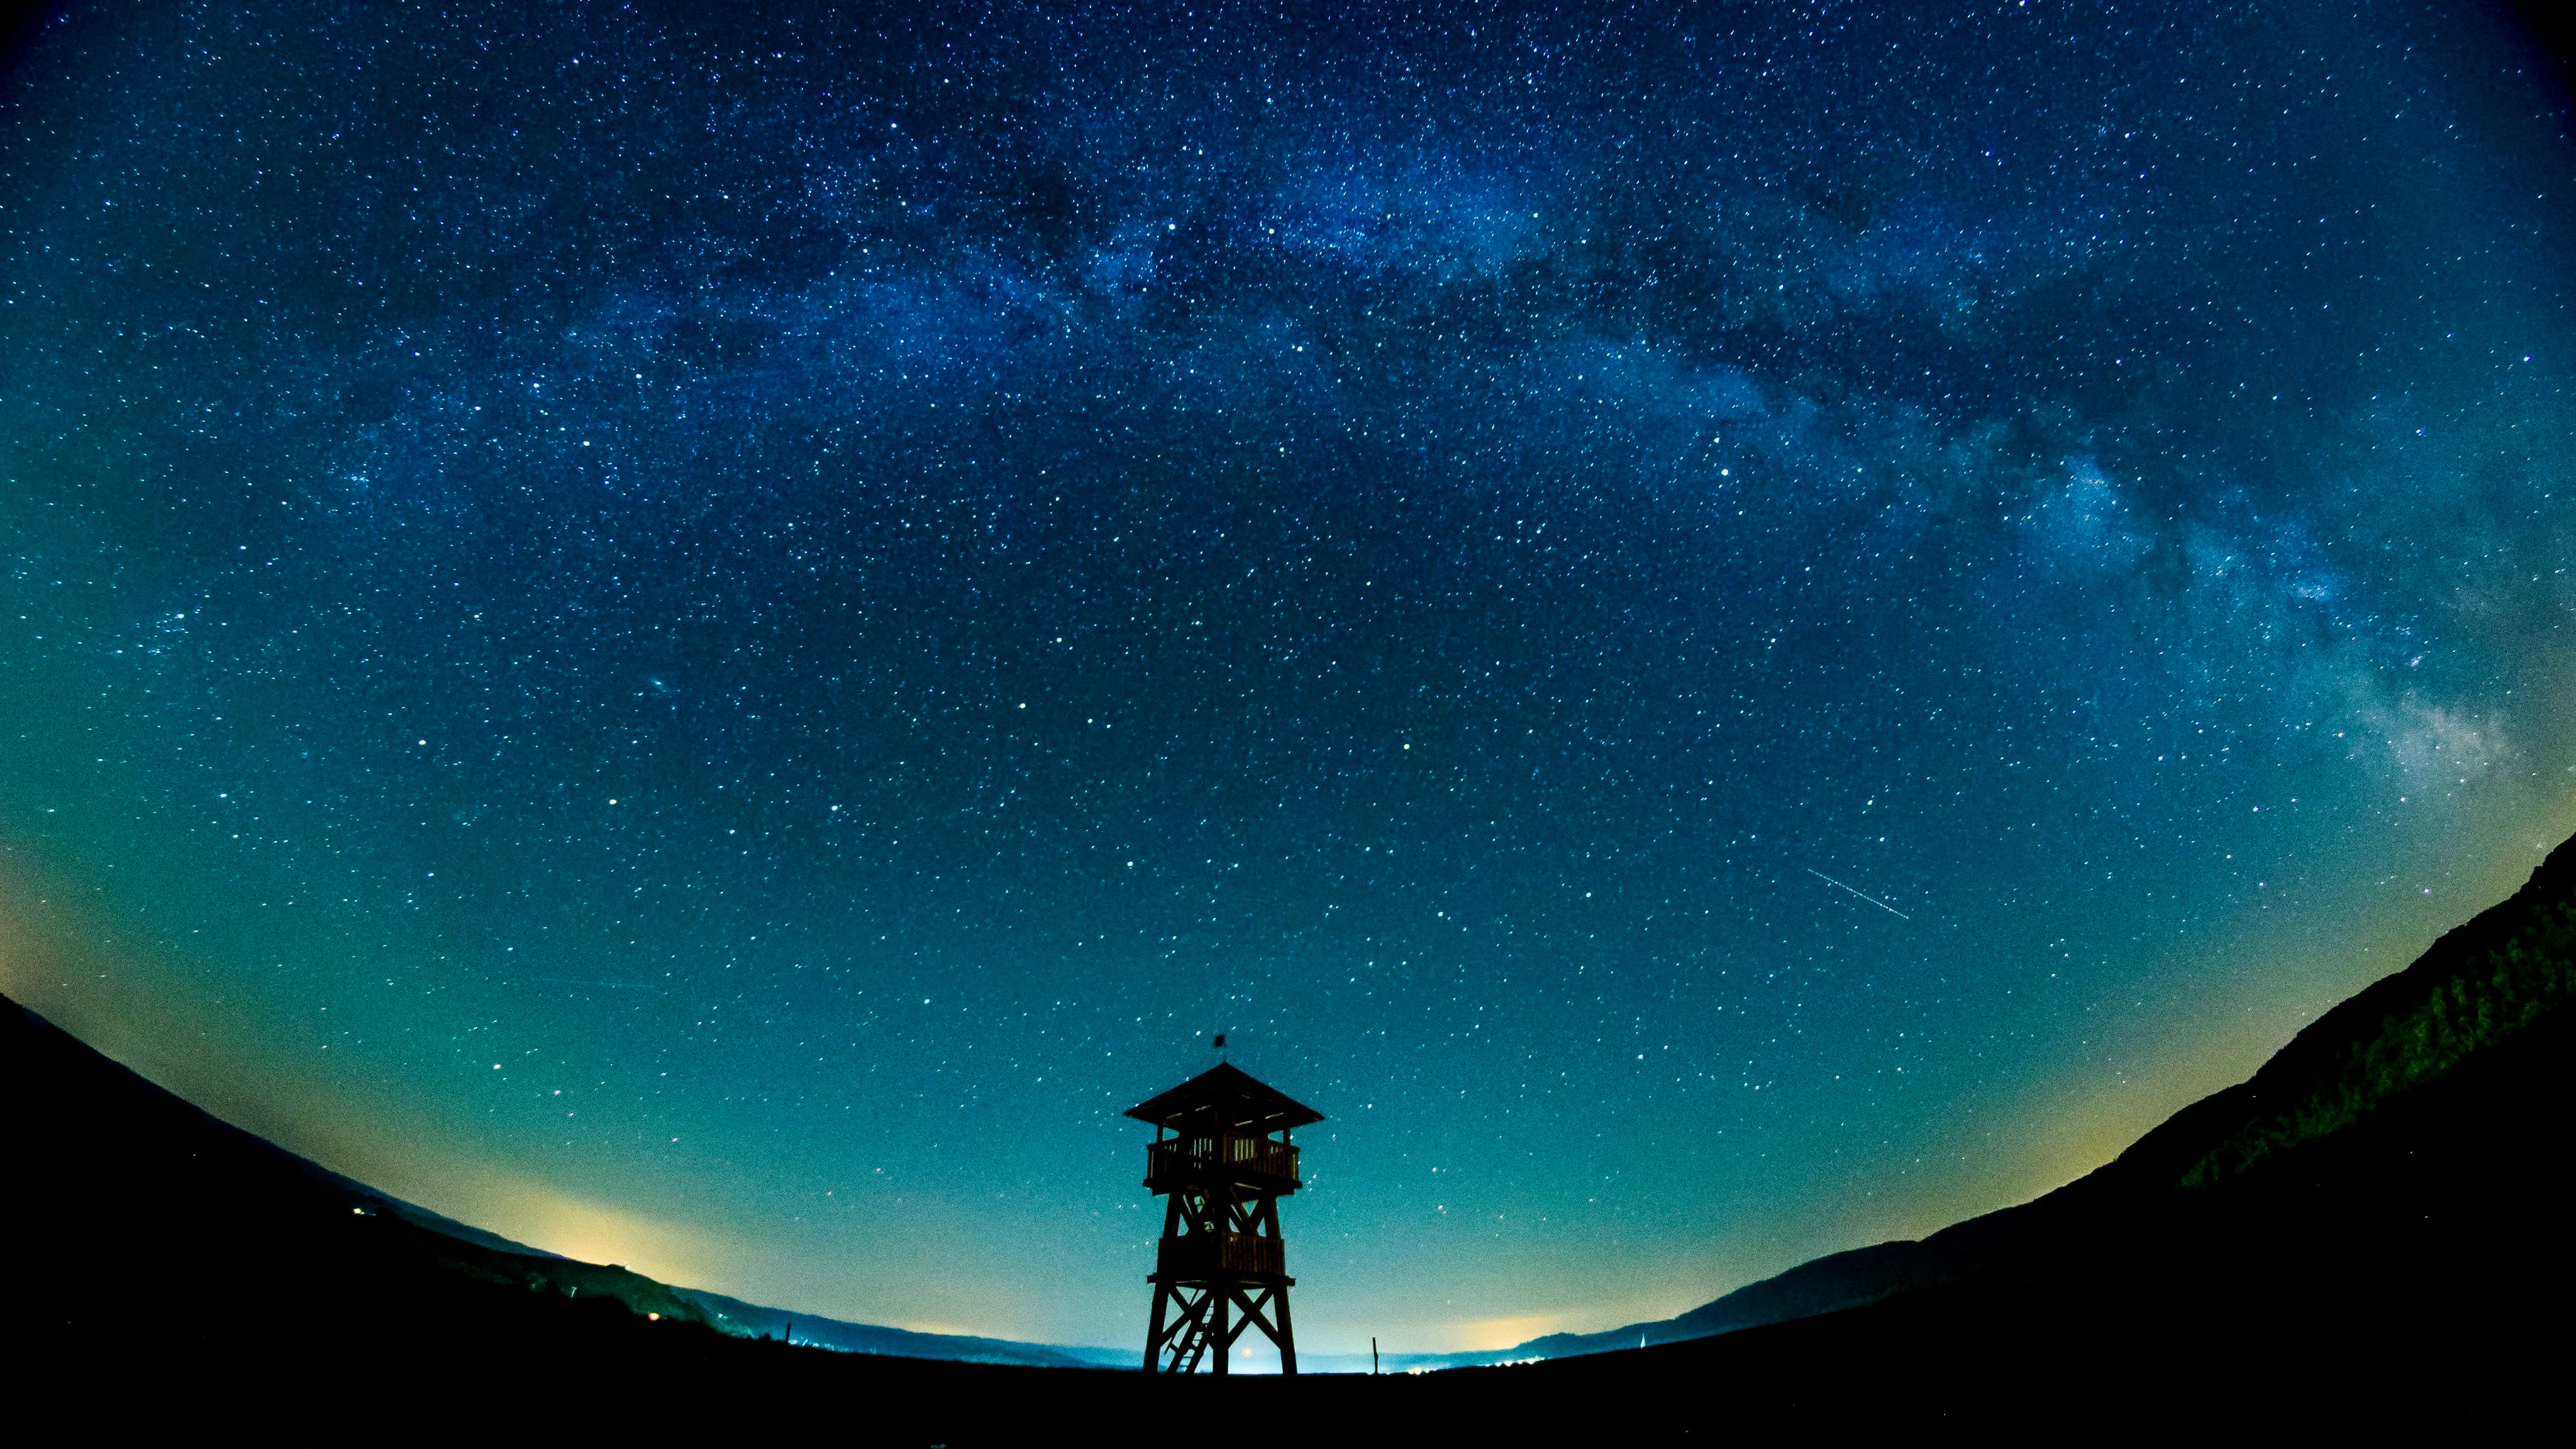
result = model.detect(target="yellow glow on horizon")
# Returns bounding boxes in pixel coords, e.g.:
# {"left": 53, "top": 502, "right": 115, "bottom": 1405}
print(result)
{"left": 448, "top": 1171, "right": 741, "bottom": 1287}
{"left": 1452, "top": 1313, "right": 1578, "bottom": 1352}
{"left": 896, "top": 1321, "right": 984, "bottom": 1339}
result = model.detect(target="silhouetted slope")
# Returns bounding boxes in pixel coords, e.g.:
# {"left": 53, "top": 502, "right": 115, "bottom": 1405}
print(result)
{"left": 0, "top": 997, "right": 1114, "bottom": 1371}
{"left": 2183, "top": 841, "right": 2576, "bottom": 1182}
{"left": 3, "top": 997, "right": 718, "bottom": 1331}
{"left": 672, "top": 1285, "right": 1126, "bottom": 1366}
{"left": 1505, "top": 1238, "right": 1941, "bottom": 1358}
{"left": 1501, "top": 835, "right": 2576, "bottom": 1361}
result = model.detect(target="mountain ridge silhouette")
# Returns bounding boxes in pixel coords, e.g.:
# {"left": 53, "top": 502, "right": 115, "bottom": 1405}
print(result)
{"left": 1472, "top": 833, "right": 2576, "bottom": 1363}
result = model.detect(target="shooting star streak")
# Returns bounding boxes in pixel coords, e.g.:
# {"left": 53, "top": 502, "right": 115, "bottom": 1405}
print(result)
{"left": 1806, "top": 868, "right": 1911, "bottom": 920}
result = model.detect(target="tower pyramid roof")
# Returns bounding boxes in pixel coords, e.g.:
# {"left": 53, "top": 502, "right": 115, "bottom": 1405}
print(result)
{"left": 1124, "top": 1062, "right": 1324, "bottom": 1132}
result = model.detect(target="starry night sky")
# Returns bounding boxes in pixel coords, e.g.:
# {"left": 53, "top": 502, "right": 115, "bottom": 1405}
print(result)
{"left": 4, "top": 1, "right": 2575, "bottom": 1354}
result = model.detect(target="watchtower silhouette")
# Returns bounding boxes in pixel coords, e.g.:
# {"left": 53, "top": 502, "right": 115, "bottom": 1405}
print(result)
{"left": 1127, "top": 1062, "right": 1323, "bottom": 1374}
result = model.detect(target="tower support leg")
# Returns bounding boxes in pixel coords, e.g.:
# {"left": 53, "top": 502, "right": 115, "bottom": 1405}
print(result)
{"left": 1274, "top": 1285, "right": 1297, "bottom": 1375}
{"left": 1144, "top": 1280, "right": 1171, "bottom": 1373}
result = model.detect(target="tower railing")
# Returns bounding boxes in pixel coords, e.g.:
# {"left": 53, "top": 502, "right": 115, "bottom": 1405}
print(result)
{"left": 1145, "top": 1134, "right": 1301, "bottom": 1190}
{"left": 1156, "top": 1230, "right": 1285, "bottom": 1279}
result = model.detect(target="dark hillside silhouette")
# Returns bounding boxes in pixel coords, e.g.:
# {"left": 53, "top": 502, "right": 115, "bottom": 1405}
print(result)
{"left": 1490, "top": 832, "right": 2576, "bottom": 1363}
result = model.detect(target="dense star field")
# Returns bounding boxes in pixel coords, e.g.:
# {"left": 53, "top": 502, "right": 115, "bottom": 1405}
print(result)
{"left": 3, "top": 2, "right": 2572, "bottom": 1352}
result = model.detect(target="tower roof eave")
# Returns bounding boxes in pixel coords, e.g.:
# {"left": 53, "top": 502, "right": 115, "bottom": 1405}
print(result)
{"left": 1124, "top": 1062, "right": 1324, "bottom": 1130}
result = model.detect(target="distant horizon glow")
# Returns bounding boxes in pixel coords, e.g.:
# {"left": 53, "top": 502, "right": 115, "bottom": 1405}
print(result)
{"left": 4, "top": 1, "right": 2574, "bottom": 1355}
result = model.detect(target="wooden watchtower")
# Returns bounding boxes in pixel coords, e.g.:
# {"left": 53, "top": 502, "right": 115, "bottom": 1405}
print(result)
{"left": 1128, "top": 1063, "right": 1323, "bottom": 1375}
